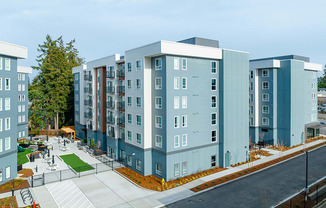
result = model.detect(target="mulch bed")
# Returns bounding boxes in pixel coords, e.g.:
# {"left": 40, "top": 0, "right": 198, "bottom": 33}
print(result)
{"left": 191, "top": 141, "right": 326, "bottom": 192}
{"left": 18, "top": 169, "right": 34, "bottom": 178}
{"left": 0, "top": 196, "right": 18, "bottom": 208}
{"left": 0, "top": 179, "right": 30, "bottom": 194}
{"left": 116, "top": 166, "right": 226, "bottom": 191}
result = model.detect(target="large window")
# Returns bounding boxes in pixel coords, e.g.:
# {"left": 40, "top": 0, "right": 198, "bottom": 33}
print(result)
{"left": 136, "top": 115, "right": 141, "bottom": 126}
{"left": 5, "top": 166, "right": 10, "bottom": 179}
{"left": 155, "top": 97, "right": 162, "bottom": 109}
{"left": 136, "top": 79, "right": 141, "bottom": 89}
{"left": 262, "top": 81, "right": 269, "bottom": 89}
{"left": 182, "top": 58, "right": 187, "bottom": 70}
{"left": 5, "top": 78, "right": 10, "bottom": 90}
{"left": 182, "top": 134, "right": 187, "bottom": 146}
{"left": 174, "top": 116, "right": 180, "bottom": 128}
{"left": 5, "top": 58, "right": 10, "bottom": 71}
{"left": 262, "top": 117, "right": 269, "bottom": 126}
{"left": 182, "top": 115, "right": 187, "bottom": 127}
{"left": 262, "top": 105, "right": 269, "bottom": 114}
{"left": 127, "top": 97, "right": 132, "bottom": 107}
{"left": 136, "top": 97, "right": 141, "bottom": 108}
{"left": 174, "top": 163, "right": 180, "bottom": 177}
{"left": 0, "top": 119, "right": 2, "bottom": 132}
{"left": 212, "top": 130, "right": 217, "bottom": 142}
{"left": 136, "top": 60, "right": 141, "bottom": 71}
{"left": 127, "top": 114, "right": 132, "bottom": 124}
{"left": 262, "top": 69, "right": 269, "bottom": 77}
{"left": 155, "top": 116, "right": 162, "bottom": 128}
{"left": 127, "top": 62, "right": 132, "bottom": 72}
{"left": 174, "top": 96, "right": 180, "bottom": 109}
{"left": 0, "top": 98, "right": 2, "bottom": 111}
{"left": 155, "top": 77, "right": 162, "bottom": 90}
{"left": 174, "top": 77, "right": 180, "bottom": 89}
{"left": 136, "top": 133, "right": 142, "bottom": 144}
{"left": 155, "top": 135, "right": 162, "bottom": 148}
{"left": 136, "top": 159, "right": 142, "bottom": 171}
{"left": 155, "top": 163, "right": 162, "bottom": 176}
{"left": 127, "top": 131, "right": 132, "bottom": 141}
{"left": 211, "top": 61, "right": 217, "bottom": 74}
{"left": 211, "top": 113, "right": 217, "bottom": 125}
{"left": 0, "top": 78, "right": 2, "bottom": 90}
{"left": 182, "top": 96, "right": 187, "bottom": 108}
{"left": 182, "top": 77, "right": 187, "bottom": 89}
{"left": 211, "top": 96, "right": 217, "bottom": 108}
{"left": 211, "top": 78, "right": 217, "bottom": 91}
{"left": 127, "top": 80, "right": 132, "bottom": 89}
{"left": 262, "top": 93, "right": 269, "bottom": 101}
{"left": 174, "top": 135, "right": 180, "bottom": 148}
{"left": 174, "top": 58, "right": 179, "bottom": 70}
{"left": 5, "top": 98, "right": 10, "bottom": 111}
{"left": 5, "top": 118, "right": 10, "bottom": 130}
{"left": 5, "top": 137, "right": 10, "bottom": 150}
{"left": 155, "top": 58, "right": 162, "bottom": 70}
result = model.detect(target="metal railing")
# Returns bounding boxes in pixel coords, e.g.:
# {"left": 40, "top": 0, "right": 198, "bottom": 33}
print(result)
{"left": 118, "top": 118, "right": 125, "bottom": 126}
{"left": 106, "top": 116, "right": 115, "bottom": 124}
{"left": 117, "top": 70, "right": 125, "bottom": 78}
{"left": 106, "top": 70, "right": 115, "bottom": 78}
{"left": 84, "top": 111, "right": 92, "bottom": 118}
{"left": 117, "top": 86, "right": 125, "bottom": 94}
{"left": 106, "top": 86, "right": 115, "bottom": 94}
{"left": 84, "top": 99, "right": 92, "bottom": 106}
{"left": 118, "top": 102, "right": 125, "bottom": 110}
{"left": 84, "top": 87, "right": 92, "bottom": 94}
{"left": 106, "top": 101, "right": 115, "bottom": 109}
{"left": 84, "top": 75, "right": 92, "bottom": 81}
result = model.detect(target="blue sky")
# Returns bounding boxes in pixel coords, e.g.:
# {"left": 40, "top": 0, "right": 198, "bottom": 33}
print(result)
{"left": 1, "top": 0, "right": 325, "bottom": 80}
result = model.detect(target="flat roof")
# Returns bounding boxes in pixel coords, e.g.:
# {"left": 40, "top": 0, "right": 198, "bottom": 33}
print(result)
{"left": 0, "top": 41, "right": 27, "bottom": 59}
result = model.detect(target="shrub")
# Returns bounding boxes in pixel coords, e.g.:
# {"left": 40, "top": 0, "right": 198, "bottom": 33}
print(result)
{"left": 212, "top": 181, "right": 215, "bottom": 184}
{"left": 196, "top": 187, "right": 200, "bottom": 189}
{"left": 219, "top": 179, "right": 222, "bottom": 181}
{"left": 244, "top": 170, "right": 248, "bottom": 173}
{"left": 205, "top": 184, "right": 208, "bottom": 186}
{"left": 226, "top": 177, "right": 229, "bottom": 179}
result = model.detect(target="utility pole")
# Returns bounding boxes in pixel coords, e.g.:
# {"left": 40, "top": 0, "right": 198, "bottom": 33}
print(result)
{"left": 304, "top": 151, "right": 309, "bottom": 208}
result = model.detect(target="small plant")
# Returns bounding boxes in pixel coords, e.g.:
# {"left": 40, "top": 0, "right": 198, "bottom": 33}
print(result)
{"left": 226, "top": 177, "right": 229, "bottom": 179}
{"left": 196, "top": 187, "right": 200, "bottom": 189}
{"left": 239, "top": 173, "right": 242, "bottom": 175}
{"left": 212, "top": 181, "right": 215, "bottom": 184}
{"left": 205, "top": 184, "right": 208, "bottom": 186}
{"left": 244, "top": 170, "right": 248, "bottom": 173}
{"left": 139, "top": 182, "right": 141, "bottom": 184}
{"left": 219, "top": 179, "right": 222, "bottom": 181}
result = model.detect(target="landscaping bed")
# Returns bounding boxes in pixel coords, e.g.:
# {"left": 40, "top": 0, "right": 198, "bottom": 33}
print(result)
{"left": 0, "top": 196, "right": 18, "bottom": 208}
{"left": 17, "top": 149, "right": 32, "bottom": 165}
{"left": 0, "top": 179, "right": 30, "bottom": 194}
{"left": 191, "top": 141, "right": 326, "bottom": 192}
{"left": 60, "top": 154, "right": 94, "bottom": 172}
{"left": 18, "top": 169, "right": 34, "bottom": 178}
{"left": 116, "top": 166, "right": 226, "bottom": 191}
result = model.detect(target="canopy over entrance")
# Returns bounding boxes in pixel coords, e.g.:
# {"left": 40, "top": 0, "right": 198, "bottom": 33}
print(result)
{"left": 61, "top": 127, "right": 75, "bottom": 140}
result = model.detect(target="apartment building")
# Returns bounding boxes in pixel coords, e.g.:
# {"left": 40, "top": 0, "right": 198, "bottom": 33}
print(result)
{"left": 73, "top": 37, "right": 249, "bottom": 181}
{"left": 0, "top": 41, "right": 30, "bottom": 185}
{"left": 249, "top": 55, "right": 322, "bottom": 147}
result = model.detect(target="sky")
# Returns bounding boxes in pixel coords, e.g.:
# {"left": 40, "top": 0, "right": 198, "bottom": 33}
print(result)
{"left": 0, "top": 0, "right": 325, "bottom": 80}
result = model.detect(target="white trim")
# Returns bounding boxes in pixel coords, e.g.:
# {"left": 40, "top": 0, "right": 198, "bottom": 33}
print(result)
{"left": 0, "top": 41, "right": 27, "bottom": 59}
{"left": 304, "top": 62, "right": 322, "bottom": 71}
{"left": 17, "top": 66, "right": 32, "bottom": 74}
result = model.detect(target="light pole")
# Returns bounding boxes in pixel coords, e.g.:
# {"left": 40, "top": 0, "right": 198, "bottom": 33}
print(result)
{"left": 304, "top": 151, "right": 309, "bottom": 208}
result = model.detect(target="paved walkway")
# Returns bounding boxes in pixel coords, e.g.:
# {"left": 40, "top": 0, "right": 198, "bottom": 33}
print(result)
{"left": 2, "top": 138, "right": 325, "bottom": 208}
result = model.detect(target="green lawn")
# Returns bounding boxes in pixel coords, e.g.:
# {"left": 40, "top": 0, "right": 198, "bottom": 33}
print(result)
{"left": 60, "top": 154, "right": 94, "bottom": 172}
{"left": 17, "top": 149, "right": 32, "bottom": 165}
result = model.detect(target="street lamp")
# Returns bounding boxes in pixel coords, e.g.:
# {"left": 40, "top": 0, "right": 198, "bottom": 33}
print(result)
{"left": 304, "top": 151, "right": 309, "bottom": 208}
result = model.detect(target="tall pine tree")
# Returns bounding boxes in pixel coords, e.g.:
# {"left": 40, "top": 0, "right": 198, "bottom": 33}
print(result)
{"left": 29, "top": 35, "right": 84, "bottom": 129}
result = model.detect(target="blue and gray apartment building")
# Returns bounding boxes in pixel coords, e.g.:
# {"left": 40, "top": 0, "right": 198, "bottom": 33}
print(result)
{"left": 249, "top": 55, "right": 322, "bottom": 146}
{"left": 0, "top": 41, "right": 31, "bottom": 185}
{"left": 73, "top": 37, "right": 249, "bottom": 181}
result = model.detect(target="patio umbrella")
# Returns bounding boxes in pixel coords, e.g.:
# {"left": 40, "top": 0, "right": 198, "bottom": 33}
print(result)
{"left": 52, "top": 155, "right": 55, "bottom": 164}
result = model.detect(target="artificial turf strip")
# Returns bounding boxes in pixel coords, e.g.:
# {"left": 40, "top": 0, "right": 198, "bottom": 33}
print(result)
{"left": 60, "top": 154, "right": 94, "bottom": 172}
{"left": 17, "top": 149, "right": 32, "bottom": 165}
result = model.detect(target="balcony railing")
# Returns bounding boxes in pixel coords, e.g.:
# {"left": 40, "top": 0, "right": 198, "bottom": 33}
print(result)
{"left": 117, "top": 86, "right": 125, "bottom": 94}
{"left": 106, "top": 116, "right": 115, "bottom": 124}
{"left": 118, "top": 102, "right": 125, "bottom": 110}
{"left": 120, "top": 133, "right": 125, "bottom": 140}
{"left": 106, "top": 101, "right": 115, "bottom": 109}
{"left": 106, "top": 70, "right": 115, "bottom": 78}
{"left": 84, "top": 87, "right": 92, "bottom": 94}
{"left": 108, "top": 130, "right": 115, "bottom": 137}
{"left": 84, "top": 99, "right": 92, "bottom": 106}
{"left": 106, "top": 86, "right": 115, "bottom": 94}
{"left": 84, "top": 75, "right": 92, "bottom": 81}
{"left": 117, "top": 70, "right": 125, "bottom": 78}
{"left": 118, "top": 118, "right": 125, "bottom": 126}
{"left": 84, "top": 111, "right": 92, "bottom": 118}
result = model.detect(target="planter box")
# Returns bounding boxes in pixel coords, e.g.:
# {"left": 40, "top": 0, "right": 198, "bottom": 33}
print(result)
{"left": 38, "top": 145, "right": 47, "bottom": 151}
{"left": 94, "top": 149, "right": 103, "bottom": 156}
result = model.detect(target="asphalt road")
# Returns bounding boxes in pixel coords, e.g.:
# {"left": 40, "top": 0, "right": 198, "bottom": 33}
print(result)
{"left": 166, "top": 145, "right": 326, "bottom": 208}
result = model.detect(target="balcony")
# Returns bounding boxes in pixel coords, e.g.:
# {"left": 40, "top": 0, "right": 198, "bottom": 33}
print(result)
{"left": 87, "top": 121, "right": 93, "bottom": 129}
{"left": 119, "top": 133, "right": 125, "bottom": 140}
{"left": 108, "top": 130, "right": 115, "bottom": 137}
{"left": 84, "top": 111, "right": 92, "bottom": 118}
{"left": 117, "top": 70, "right": 125, "bottom": 78}
{"left": 118, "top": 102, "right": 125, "bottom": 110}
{"left": 106, "top": 86, "right": 115, "bottom": 94}
{"left": 84, "top": 99, "right": 92, "bottom": 106}
{"left": 106, "top": 70, "right": 115, "bottom": 78}
{"left": 117, "top": 86, "right": 125, "bottom": 94}
{"left": 106, "top": 116, "right": 115, "bottom": 124}
{"left": 84, "top": 87, "right": 92, "bottom": 94}
{"left": 84, "top": 75, "right": 92, "bottom": 81}
{"left": 106, "top": 101, "right": 115, "bottom": 109}
{"left": 118, "top": 118, "right": 125, "bottom": 126}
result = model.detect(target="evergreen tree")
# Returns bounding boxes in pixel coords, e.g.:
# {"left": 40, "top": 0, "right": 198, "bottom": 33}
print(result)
{"left": 318, "top": 64, "right": 326, "bottom": 89}
{"left": 29, "top": 35, "right": 84, "bottom": 129}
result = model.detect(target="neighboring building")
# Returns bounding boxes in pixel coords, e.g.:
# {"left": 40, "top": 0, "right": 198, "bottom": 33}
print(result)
{"left": 73, "top": 37, "right": 249, "bottom": 181}
{"left": 249, "top": 55, "right": 322, "bottom": 146}
{"left": 318, "top": 88, "right": 326, "bottom": 103}
{"left": 0, "top": 41, "right": 30, "bottom": 185}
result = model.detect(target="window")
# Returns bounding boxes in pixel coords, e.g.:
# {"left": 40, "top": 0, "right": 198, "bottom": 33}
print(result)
{"left": 5, "top": 166, "right": 10, "bottom": 179}
{"left": 127, "top": 62, "right": 132, "bottom": 72}
{"left": 127, "top": 97, "right": 132, "bottom": 107}
{"left": 174, "top": 135, "right": 180, "bottom": 148}
{"left": 155, "top": 116, "right": 162, "bottom": 128}
{"left": 155, "top": 135, "right": 162, "bottom": 148}
{"left": 262, "top": 69, "right": 269, "bottom": 77}
{"left": 174, "top": 58, "right": 179, "bottom": 70}
{"left": 0, "top": 119, "right": 2, "bottom": 131}
{"left": 5, "top": 58, "right": 10, "bottom": 71}
{"left": 136, "top": 115, "right": 141, "bottom": 126}
{"left": 211, "top": 155, "right": 216, "bottom": 167}
{"left": 262, "top": 105, "right": 269, "bottom": 114}
{"left": 250, "top": 117, "right": 254, "bottom": 126}
{"left": 155, "top": 58, "right": 162, "bottom": 70}
{"left": 0, "top": 57, "right": 2, "bottom": 70}
{"left": 5, "top": 78, "right": 10, "bottom": 90}
{"left": 155, "top": 77, "right": 162, "bottom": 90}
{"left": 127, "top": 80, "right": 132, "bottom": 89}
{"left": 18, "top": 116, "right": 21, "bottom": 123}
{"left": 212, "top": 96, "right": 217, "bottom": 108}
{"left": 5, "top": 137, "right": 10, "bottom": 150}
{"left": 136, "top": 159, "right": 142, "bottom": 171}
{"left": 5, "top": 98, "right": 10, "bottom": 110}
{"left": 22, "top": 95, "right": 25, "bottom": 101}
{"left": 174, "top": 96, "right": 180, "bottom": 109}
{"left": 136, "top": 79, "right": 141, "bottom": 89}
{"left": 21, "top": 131, "right": 25, "bottom": 137}
{"left": 212, "top": 130, "right": 217, "bottom": 142}
{"left": 0, "top": 78, "right": 2, "bottom": 90}
{"left": 182, "top": 96, "right": 187, "bottom": 108}
{"left": 182, "top": 134, "right": 187, "bottom": 146}
{"left": 250, "top": 82, "right": 253, "bottom": 91}
{"left": 174, "top": 116, "right": 180, "bottom": 128}
{"left": 18, "top": 95, "right": 21, "bottom": 102}
{"left": 262, "top": 81, "right": 269, "bottom": 89}
{"left": 182, "top": 58, "right": 187, "bottom": 70}
{"left": 136, "top": 60, "right": 141, "bottom": 71}
{"left": 211, "top": 78, "right": 217, "bottom": 91}
{"left": 174, "top": 163, "right": 180, "bottom": 176}
{"left": 18, "top": 84, "right": 21, "bottom": 91}
{"left": 127, "top": 131, "right": 132, "bottom": 141}
{"left": 5, "top": 118, "right": 10, "bottom": 130}
{"left": 0, "top": 98, "right": 1, "bottom": 111}
{"left": 22, "top": 105, "right": 25, "bottom": 112}
{"left": 136, "top": 133, "right": 141, "bottom": 144}
{"left": 211, "top": 113, "right": 217, "bottom": 125}
{"left": 182, "top": 77, "right": 187, "bottom": 89}
{"left": 127, "top": 114, "right": 132, "bottom": 124}
{"left": 211, "top": 61, "right": 217, "bottom": 74}
{"left": 136, "top": 97, "right": 141, "bottom": 107}
{"left": 262, "top": 93, "right": 269, "bottom": 102}
{"left": 22, "top": 115, "right": 25, "bottom": 122}
{"left": 155, "top": 163, "right": 162, "bottom": 176}
{"left": 262, "top": 117, "right": 269, "bottom": 126}
{"left": 0, "top": 139, "right": 2, "bottom": 152}
{"left": 155, "top": 97, "right": 162, "bottom": 109}
{"left": 127, "top": 155, "right": 132, "bottom": 166}
{"left": 182, "top": 162, "right": 187, "bottom": 174}
{"left": 250, "top": 71, "right": 253, "bottom": 79}
{"left": 174, "top": 77, "right": 180, "bottom": 89}
{"left": 182, "top": 115, "right": 187, "bottom": 127}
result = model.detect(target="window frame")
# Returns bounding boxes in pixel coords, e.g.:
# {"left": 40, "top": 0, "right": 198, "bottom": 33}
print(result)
{"left": 211, "top": 96, "right": 217, "bottom": 108}
{"left": 174, "top": 135, "right": 180, "bottom": 148}
{"left": 211, "top": 61, "right": 217, "bottom": 74}
{"left": 262, "top": 93, "right": 269, "bottom": 102}
{"left": 174, "top": 77, "right": 180, "bottom": 89}
{"left": 212, "top": 130, "right": 217, "bottom": 142}
{"left": 182, "top": 77, "right": 187, "bottom": 89}
{"left": 262, "top": 117, "right": 269, "bottom": 126}
{"left": 182, "top": 96, "right": 187, "bottom": 108}
{"left": 211, "top": 113, "right": 217, "bottom": 125}
{"left": 174, "top": 96, "right": 180, "bottom": 109}
{"left": 136, "top": 133, "right": 142, "bottom": 144}
{"left": 211, "top": 78, "right": 217, "bottom": 91}
{"left": 155, "top": 96, "right": 162, "bottom": 109}
{"left": 182, "top": 115, "right": 187, "bottom": 128}
{"left": 155, "top": 77, "right": 162, "bottom": 90}
{"left": 155, "top": 116, "right": 162, "bottom": 128}
{"left": 262, "top": 69, "right": 269, "bottom": 78}
{"left": 262, "top": 105, "right": 269, "bottom": 114}
{"left": 182, "top": 134, "right": 187, "bottom": 146}
{"left": 155, "top": 135, "right": 162, "bottom": 148}
{"left": 155, "top": 58, "right": 162, "bottom": 70}
{"left": 174, "top": 163, "right": 180, "bottom": 177}
{"left": 262, "top": 81, "right": 269, "bottom": 90}
{"left": 182, "top": 58, "right": 187, "bottom": 70}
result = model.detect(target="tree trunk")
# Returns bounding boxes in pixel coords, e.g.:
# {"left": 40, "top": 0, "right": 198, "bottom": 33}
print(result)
{"left": 56, "top": 113, "right": 59, "bottom": 129}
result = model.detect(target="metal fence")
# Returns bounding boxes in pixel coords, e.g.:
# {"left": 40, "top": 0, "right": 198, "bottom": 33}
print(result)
{"left": 29, "top": 157, "right": 121, "bottom": 188}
